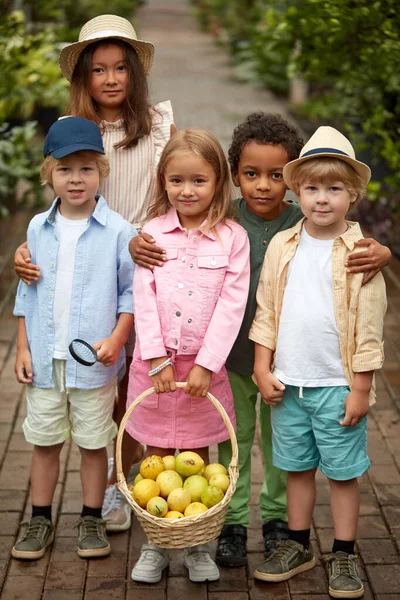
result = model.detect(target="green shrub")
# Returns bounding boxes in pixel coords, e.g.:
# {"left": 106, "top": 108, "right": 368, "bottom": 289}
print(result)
{"left": 282, "top": 1, "right": 400, "bottom": 190}
{"left": 14, "top": 0, "right": 144, "bottom": 42}
{"left": 0, "top": 11, "right": 69, "bottom": 121}
{"left": 193, "top": 0, "right": 400, "bottom": 211}
{"left": 0, "top": 122, "right": 43, "bottom": 216}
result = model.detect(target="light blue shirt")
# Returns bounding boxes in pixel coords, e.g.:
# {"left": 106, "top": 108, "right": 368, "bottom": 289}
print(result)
{"left": 14, "top": 195, "right": 136, "bottom": 389}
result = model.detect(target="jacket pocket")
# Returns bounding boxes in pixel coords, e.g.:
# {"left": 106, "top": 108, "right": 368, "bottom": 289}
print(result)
{"left": 197, "top": 255, "right": 229, "bottom": 289}
{"left": 156, "top": 247, "right": 179, "bottom": 273}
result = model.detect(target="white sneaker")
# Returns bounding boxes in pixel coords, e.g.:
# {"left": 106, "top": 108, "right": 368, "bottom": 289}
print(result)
{"left": 107, "top": 457, "right": 114, "bottom": 480}
{"left": 107, "top": 447, "right": 146, "bottom": 484}
{"left": 102, "top": 484, "right": 131, "bottom": 532}
{"left": 184, "top": 545, "right": 220, "bottom": 582}
{"left": 131, "top": 543, "right": 169, "bottom": 583}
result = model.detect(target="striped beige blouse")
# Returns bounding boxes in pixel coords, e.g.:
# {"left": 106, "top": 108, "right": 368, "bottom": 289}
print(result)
{"left": 99, "top": 100, "right": 173, "bottom": 229}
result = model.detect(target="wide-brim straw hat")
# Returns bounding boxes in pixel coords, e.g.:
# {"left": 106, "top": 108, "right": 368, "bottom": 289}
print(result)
{"left": 59, "top": 14, "right": 155, "bottom": 81}
{"left": 283, "top": 126, "right": 371, "bottom": 189}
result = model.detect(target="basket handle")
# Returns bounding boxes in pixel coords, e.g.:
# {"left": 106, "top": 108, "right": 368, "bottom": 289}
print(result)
{"left": 116, "top": 382, "right": 238, "bottom": 485}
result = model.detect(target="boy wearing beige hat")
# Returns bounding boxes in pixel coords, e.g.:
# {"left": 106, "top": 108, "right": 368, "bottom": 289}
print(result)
{"left": 249, "top": 126, "right": 387, "bottom": 598}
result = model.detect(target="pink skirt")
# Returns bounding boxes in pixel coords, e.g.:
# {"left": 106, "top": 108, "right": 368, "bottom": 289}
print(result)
{"left": 126, "top": 347, "right": 236, "bottom": 449}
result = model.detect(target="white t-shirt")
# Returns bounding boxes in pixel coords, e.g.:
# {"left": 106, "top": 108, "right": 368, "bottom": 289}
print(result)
{"left": 53, "top": 210, "right": 87, "bottom": 359}
{"left": 274, "top": 226, "right": 348, "bottom": 387}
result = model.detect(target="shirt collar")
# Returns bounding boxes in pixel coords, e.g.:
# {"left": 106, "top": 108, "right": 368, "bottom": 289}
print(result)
{"left": 101, "top": 118, "right": 124, "bottom": 130}
{"left": 160, "top": 207, "right": 216, "bottom": 240}
{"left": 285, "top": 217, "right": 363, "bottom": 249}
{"left": 44, "top": 195, "right": 109, "bottom": 227}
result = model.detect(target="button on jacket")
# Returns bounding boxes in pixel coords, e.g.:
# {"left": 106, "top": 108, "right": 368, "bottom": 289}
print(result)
{"left": 14, "top": 196, "right": 136, "bottom": 389}
{"left": 134, "top": 208, "right": 250, "bottom": 373}
{"left": 249, "top": 218, "right": 387, "bottom": 404}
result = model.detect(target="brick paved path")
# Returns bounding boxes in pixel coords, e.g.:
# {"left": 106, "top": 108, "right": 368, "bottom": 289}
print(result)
{"left": 1, "top": 1, "right": 400, "bottom": 598}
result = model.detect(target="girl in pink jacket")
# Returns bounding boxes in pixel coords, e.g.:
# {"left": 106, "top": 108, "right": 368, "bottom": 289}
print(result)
{"left": 127, "top": 129, "right": 250, "bottom": 584}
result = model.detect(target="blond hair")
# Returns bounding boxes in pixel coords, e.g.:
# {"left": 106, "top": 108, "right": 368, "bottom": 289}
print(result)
{"left": 40, "top": 151, "right": 110, "bottom": 188}
{"left": 147, "top": 129, "right": 233, "bottom": 231}
{"left": 291, "top": 157, "right": 367, "bottom": 209}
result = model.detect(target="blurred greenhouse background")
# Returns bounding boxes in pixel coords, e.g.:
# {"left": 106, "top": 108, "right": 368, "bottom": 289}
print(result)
{"left": 1, "top": 0, "right": 399, "bottom": 255}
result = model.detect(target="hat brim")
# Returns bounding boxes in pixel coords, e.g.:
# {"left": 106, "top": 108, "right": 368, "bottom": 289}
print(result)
{"left": 59, "top": 35, "right": 155, "bottom": 81}
{"left": 48, "top": 142, "right": 105, "bottom": 159}
{"left": 283, "top": 152, "right": 371, "bottom": 190}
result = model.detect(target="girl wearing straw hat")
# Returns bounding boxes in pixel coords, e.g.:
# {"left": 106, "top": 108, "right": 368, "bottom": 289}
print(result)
{"left": 14, "top": 14, "right": 175, "bottom": 533}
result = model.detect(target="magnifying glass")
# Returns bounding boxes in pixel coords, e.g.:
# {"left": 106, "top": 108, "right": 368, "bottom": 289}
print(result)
{"left": 69, "top": 339, "right": 98, "bottom": 366}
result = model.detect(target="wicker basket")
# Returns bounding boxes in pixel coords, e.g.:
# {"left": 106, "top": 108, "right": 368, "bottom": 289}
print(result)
{"left": 116, "top": 382, "right": 238, "bottom": 548}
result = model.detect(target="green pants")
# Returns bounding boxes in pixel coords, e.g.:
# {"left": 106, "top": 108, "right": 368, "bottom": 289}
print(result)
{"left": 218, "top": 371, "right": 287, "bottom": 527}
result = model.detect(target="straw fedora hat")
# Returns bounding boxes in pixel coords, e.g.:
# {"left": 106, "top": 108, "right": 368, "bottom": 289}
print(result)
{"left": 283, "top": 126, "right": 371, "bottom": 189}
{"left": 59, "top": 14, "right": 155, "bottom": 81}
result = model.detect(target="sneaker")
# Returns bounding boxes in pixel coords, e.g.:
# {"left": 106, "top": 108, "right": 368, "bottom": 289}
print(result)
{"left": 254, "top": 539, "right": 315, "bottom": 582}
{"left": 11, "top": 516, "right": 54, "bottom": 560}
{"left": 107, "top": 457, "right": 115, "bottom": 480}
{"left": 75, "top": 515, "right": 111, "bottom": 558}
{"left": 107, "top": 446, "right": 146, "bottom": 485}
{"left": 103, "top": 484, "right": 131, "bottom": 532}
{"left": 131, "top": 543, "right": 169, "bottom": 583}
{"left": 184, "top": 545, "right": 220, "bottom": 582}
{"left": 262, "top": 519, "right": 289, "bottom": 557}
{"left": 326, "top": 551, "right": 364, "bottom": 598}
{"left": 216, "top": 524, "right": 247, "bottom": 567}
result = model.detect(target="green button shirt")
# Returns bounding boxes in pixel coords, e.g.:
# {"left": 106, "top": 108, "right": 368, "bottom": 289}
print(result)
{"left": 226, "top": 198, "right": 303, "bottom": 375}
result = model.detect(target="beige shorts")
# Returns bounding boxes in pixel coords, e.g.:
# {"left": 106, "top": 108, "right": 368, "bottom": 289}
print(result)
{"left": 23, "top": 359, "right": 118, "bottom": 449}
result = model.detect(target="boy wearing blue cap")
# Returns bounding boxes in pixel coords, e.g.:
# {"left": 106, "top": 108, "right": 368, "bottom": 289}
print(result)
{"left": 11, "top": 117, "right": 135, "bottom": 560}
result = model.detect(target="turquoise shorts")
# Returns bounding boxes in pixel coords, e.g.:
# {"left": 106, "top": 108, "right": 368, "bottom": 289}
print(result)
{"left": 271, "top": 385, "right": 370, "bottom": 481}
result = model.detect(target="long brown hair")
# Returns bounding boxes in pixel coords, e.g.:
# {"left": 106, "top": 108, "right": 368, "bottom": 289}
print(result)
{"left": 66, "top": 40, "right": 152, "bottom": 149}
{"left": 147, "top": 129, "right": 233, "bottom": 232}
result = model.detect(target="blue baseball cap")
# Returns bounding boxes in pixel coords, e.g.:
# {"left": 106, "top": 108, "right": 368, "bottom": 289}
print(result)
{"left": 43, "top": 116, "right": 105, "bottom": 159}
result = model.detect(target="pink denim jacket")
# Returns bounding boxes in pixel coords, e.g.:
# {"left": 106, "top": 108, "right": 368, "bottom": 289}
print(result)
{"left": 134, "top": 208, "right": 250, "bottom": 373}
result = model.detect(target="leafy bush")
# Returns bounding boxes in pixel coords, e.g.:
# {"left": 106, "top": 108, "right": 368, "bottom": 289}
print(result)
{"left": 193, "top": 0, "right": 400, "bottom": 251}
{"left": 0, "top": 11, "right": 68, "bottom": 215}
{"left": 13, "top": 0, "right": 145, "bottom": 42}
{"left": 0, "top": 122, "right": 43, "bottom": 217}
{"left": 0, "top": 11, "right": 69, "bottom": 121}
{"left": 282, "top": 1, "right": 400, "bottom": 185}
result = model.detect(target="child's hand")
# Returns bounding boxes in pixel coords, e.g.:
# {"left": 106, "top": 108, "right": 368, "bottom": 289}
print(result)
{"left": 150, "top": 357, "right": 176, "bottom": 394}
{"left": 345, "top": 239, "right": 391, "bottom": 285}
{"left": 255, "top": 371, "right": 285, "bottom": 406}
{"left": 129, "top": 233, "right": 166, "bottom": 270}
{"left": 15, "top": 349, "right": 33, "bottom": 383}
{"left": 184, "top": 365, "right": 212, "bottom": 397}
{"left": 14, "top": 242, "right": 40, "bottom": 285}
{"left": 94, "top": 337, "right": 122, "bottom": 367}
{"left": 340, "top": 389, "right": 369, "bottom": 426}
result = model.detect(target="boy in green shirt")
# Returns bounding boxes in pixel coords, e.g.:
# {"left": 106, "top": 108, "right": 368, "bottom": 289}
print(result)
{"left": 216, "top": 113, "right": 303, "bottom": 566}
{"left": 128, "top": 113, "right": 390, "bottom": 567}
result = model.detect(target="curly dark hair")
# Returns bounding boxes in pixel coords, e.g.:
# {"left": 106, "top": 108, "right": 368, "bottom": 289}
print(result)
{"left": 228, "top": 112, "right": 304, "bottom": 172}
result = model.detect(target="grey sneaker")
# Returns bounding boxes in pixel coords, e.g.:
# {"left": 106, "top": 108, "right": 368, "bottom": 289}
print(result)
{"left": 11, "top": 516, "right": 54, "bottom": 560}
{"left": 184, "top": 545, "right": 220, "bottom": 582}
{"left": 75, "top": 515, "right": 111, "bottom": 558}
{"left": 103, "top": 484, "right": 131, "bottom": 532}
{"left": 326, "top": 551, "right": 364, "bottom": 598}
{"left": 254, "top": 539, "right": 315, "bottom": 582}
{"left": 131, "top": 543, "right": 169, "bottom": 583}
